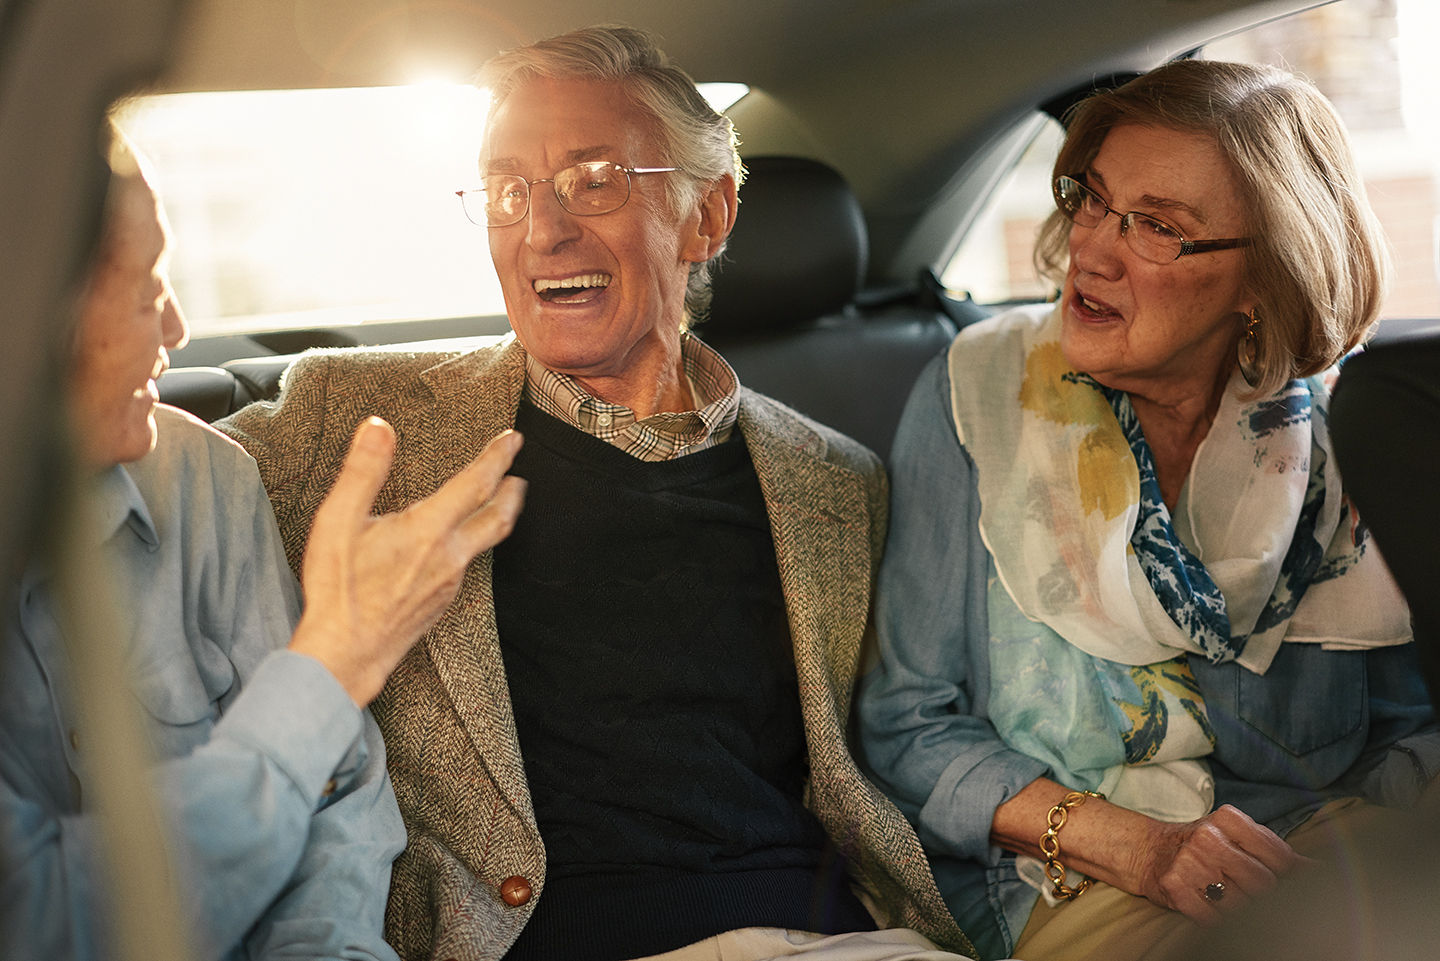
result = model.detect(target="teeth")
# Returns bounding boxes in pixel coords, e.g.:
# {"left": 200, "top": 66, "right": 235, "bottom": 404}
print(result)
{"left": 534, "top": 273, "right": 612, "bottom": 293}
{"left": 1082, "top": 296, "right": 1103, "bottom": 311}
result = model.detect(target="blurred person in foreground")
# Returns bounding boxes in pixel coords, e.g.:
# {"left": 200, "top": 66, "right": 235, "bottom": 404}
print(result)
{"left": 1159, "top": 327, "right": 1440, "bottom": 961}
{"left": 0, "top": 122, "right": 526, "bottom": 959}
{"left": 856, "top": 59, "right": 1439, "bottom": 961}
{"left": 221, "top": 24, "right": 976, "bottom": 961}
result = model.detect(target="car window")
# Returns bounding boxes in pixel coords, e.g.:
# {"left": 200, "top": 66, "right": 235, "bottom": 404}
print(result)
{"left": 944, "top": 0, "right": 1440, "bottom": 319}
{"left": 940, "top": 118, "right": 1062, "bottom": 306}
{"left": 119, "top": 82, "right": 748, "bottom": 342}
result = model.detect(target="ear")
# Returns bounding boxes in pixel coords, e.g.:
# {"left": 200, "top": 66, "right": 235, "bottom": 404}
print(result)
{"left": 680, "top": 173, "right": 738, "bottom": 263}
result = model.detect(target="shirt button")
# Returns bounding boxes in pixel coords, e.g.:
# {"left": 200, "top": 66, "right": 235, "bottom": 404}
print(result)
{"left": 499, "top": 875, "right": 533, "bottom": 906}
{"left": 596, "top": 413, "right": 612, "bottom": 427}
{"left": 68, "top": 730, "right": 80, "bottom": 751}
{"left": 321, "top": 777, "right": 337, "bottom": 798}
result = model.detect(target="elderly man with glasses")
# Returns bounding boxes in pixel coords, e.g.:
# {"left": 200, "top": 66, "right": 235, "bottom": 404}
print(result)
{"left": 221, "top": 23, "right": 977, "bottom": 961}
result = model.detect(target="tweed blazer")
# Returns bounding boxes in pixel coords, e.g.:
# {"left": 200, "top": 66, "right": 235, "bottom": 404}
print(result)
{"left": 220, "top": 336, "right": 974, "bottom": 961}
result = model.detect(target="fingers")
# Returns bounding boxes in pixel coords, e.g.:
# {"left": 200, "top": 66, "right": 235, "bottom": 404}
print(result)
{"left": 1174, "top": 882, "right": 1224, "bottom": 926}
{"left": 457, "top": 475, "right": 527, "bottom": 553}
{"left": 320, "top": 417, "right": 397, "bottom": 524}
{"left": 1210, "top": 804, "right": 1305, "bottom": 874}
{"left": 387, "top": 429, "right": 525, "bottom": 568}
{"left": 1165, "top": 832, "right": 1243, "bottom": 924}
{"left": 422, "top": 430, "right": 525, "bottom": 526}
{"left": 1162, "top": 805, "right": 1301, "bottom": 925}
{"left": 292, "top": 424, "right": 525, "bottom": 708}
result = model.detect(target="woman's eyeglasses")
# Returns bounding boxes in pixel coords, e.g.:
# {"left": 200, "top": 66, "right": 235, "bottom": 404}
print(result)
{"left": 1053, "top": 175, "right": 1251, "bottom": 264}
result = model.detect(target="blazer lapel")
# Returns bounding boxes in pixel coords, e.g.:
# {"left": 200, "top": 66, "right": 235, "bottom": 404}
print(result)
{"left": 411, "top": 340, "right": 538, "bottom": 825}
{"left": 738, "top": 394, "right": 875, "bottom": 720}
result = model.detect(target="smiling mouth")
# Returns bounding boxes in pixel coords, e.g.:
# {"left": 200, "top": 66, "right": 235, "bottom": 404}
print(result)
{"left": 533, "top": 272, "right": 612, "bottom": 303}
{"left": 1076, "top": 291, "right": 1121, "bottom": 319}
{"left": 142, "top": 357, "right": 167, "bottom": 400}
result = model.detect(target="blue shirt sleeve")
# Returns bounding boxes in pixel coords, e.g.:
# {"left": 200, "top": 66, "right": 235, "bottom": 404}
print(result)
{"left": 855, "top": 353, "right": 1048, "bottom": 865}
{"left": 166, "top": 652, "right": 404, "bottom": 961}
{"left": 1, "top": 409, "right": 404, "bottom": 961}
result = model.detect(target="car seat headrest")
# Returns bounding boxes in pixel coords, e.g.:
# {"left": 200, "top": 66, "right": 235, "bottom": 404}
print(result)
{"left": 704, "top": 155, "right": 868, "bottom": 337}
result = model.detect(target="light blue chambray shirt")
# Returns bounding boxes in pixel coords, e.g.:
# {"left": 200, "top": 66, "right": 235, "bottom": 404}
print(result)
{"left": 0, "top": 406, "right": 404, "bottom": 961}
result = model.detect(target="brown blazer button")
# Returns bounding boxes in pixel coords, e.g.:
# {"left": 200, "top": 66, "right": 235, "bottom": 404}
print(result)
{"left": 499, "top": 875, "right": 533, "bottom": 906}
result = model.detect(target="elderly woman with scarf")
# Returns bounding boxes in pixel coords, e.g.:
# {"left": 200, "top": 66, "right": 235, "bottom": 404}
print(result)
{"left": 857, "top": 59, "right": 1440, "bottom": 961}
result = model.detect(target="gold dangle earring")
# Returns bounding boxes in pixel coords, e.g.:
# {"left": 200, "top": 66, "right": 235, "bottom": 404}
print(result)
{"left": 1238, "top": 307, "right": 1261, "bottom": 387}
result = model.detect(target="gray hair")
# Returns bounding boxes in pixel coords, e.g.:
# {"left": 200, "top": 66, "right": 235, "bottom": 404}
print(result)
{"left": 90, "top": 116, "right": 161, "bottom": 284}
{"left": 1036, "top": 59, "right": 1389, "bottom": 398}
{"left": 478, "top": 25, "right": 743, "bottom": 322}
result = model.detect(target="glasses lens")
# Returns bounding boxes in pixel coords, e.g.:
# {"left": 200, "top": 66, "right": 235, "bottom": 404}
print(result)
{"left": 1122, "top": 213, "right": 1184, "bottom": 263}
{"left": 477, "top": 175, "right": 529, "bottom": 227}
{"left": 1055, "top": 176, "right": 1104, "bottom": 227}
{"left": 555, "top": 162, "right": 630, "bottom": 216}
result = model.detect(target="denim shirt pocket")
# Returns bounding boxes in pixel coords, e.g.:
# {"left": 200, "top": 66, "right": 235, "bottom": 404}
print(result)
{"left": 128, "top": 636, "right": 237, "bottom": 757}
{"left": 1194, "top": 644, "right": 1367, "bottom": 790}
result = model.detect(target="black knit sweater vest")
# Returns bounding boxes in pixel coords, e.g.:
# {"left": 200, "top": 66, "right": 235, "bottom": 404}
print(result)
{"left": 495, "top": 403, "right": 873, "bottom": 961}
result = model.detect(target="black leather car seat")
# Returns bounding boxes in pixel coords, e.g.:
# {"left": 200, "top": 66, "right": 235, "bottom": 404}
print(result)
{"left": 699, "top": 155, "right": 970, "bottom": 458}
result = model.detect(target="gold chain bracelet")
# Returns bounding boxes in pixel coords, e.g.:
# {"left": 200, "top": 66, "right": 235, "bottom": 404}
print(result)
{"left": 1038, "top": 789, "right": 1104, "bottom": 901}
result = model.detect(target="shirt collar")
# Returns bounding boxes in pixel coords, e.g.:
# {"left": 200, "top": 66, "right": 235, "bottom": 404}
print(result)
{"left": 522, "top": 332, "right": 741, "bottom": 461}
{"left": 15, "top": 465, "right": 155, "bottom": 596}
{"left": 97, "top": 462, "right": 158, "bottom": 551}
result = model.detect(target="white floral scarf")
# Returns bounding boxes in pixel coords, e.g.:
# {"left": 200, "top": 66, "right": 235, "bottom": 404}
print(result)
{"left": 949, "top": 304, "right": 1409, "bottom": 822}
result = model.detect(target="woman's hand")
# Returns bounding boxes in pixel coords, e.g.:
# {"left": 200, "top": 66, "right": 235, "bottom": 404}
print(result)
{"left": 289, "top": 417, "right": 526, "bottom": 706}
{"left": 1133, "top": 804, "right": 1307, "bottom": 924}
{"left": 993, "top": 781, "right": 1309, "bottom": 925}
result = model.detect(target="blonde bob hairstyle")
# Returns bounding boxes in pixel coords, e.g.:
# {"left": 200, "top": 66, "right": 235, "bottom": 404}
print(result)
{"left": 477, "top": 24, "right": 744, "bottom": 323}
{"left": 1035, "top": 59, "right": 1390, "bottom": 398}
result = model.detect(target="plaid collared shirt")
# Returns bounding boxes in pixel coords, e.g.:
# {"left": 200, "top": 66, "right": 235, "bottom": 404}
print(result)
{"left": 522, "top": 333, "right": 741, "bottom": 462}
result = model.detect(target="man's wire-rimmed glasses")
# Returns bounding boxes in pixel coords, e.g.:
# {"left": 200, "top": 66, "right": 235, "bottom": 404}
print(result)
{"left": 457, "top": 161, "right": 683, "bottom": 227}
{"left": 1052, "top": 175, "right": 1252, "bottom": 263}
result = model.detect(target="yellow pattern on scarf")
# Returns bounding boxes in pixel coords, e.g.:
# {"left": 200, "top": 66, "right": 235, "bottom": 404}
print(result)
{"left": 1018, "top": 341, "right": 1135, "bottom": 522}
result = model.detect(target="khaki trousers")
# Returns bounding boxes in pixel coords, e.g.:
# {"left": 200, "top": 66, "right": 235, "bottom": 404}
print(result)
{"left": 627, "top": 927, "right": 973, "bottom": 961}
{"left": 1009, "top": 798, "right": 1385, "bottom": 961}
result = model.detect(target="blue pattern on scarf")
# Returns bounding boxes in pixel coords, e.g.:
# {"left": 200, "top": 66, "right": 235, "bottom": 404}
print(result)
{"left": 1095, "top": 380, "right": 1235, "bottom": 660}
{"left": 1065, "top": 374, "right": 1333, "bottom": 664}
{"left": 1245, "top": 421, "right": 1336, "bottom": 637}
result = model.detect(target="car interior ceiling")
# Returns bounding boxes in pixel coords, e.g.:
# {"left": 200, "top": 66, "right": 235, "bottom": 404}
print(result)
{"left": 150, "top": 0, "right": 1323, "bottom": 283}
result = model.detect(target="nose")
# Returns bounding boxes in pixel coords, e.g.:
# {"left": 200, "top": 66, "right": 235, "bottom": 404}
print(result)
{"left": 161, "top": 283, "right": 189, "bottom": 352}
{"left": 1068, "top": 211, "right": 1125, "bottom": 278}
{"left": 524, "top": 182, "right": 582, "bottom": 251}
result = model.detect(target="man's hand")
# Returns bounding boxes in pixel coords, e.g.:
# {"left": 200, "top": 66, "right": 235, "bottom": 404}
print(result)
{"left": 289, "top": 417, "right": 526, "bottom": 705}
